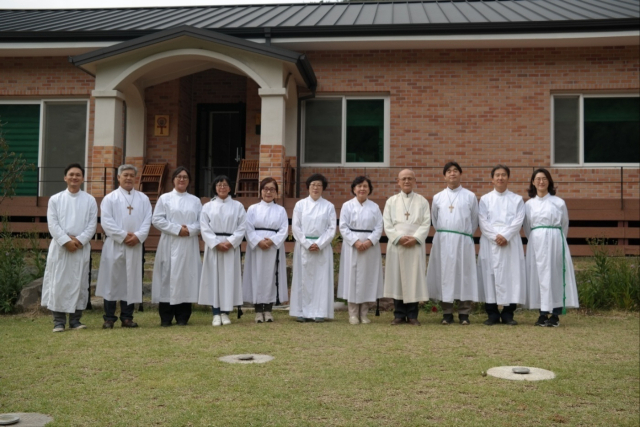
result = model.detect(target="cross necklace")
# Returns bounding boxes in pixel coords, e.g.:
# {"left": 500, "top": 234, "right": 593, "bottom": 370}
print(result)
{"left": 122, "top": 190, "right": 135, "bottom": 215}
{"left": 400, "top": 192, "right": 413, "bottom": 220}
{"left": 446, "top": 188, "right": 461, "bottom": 213}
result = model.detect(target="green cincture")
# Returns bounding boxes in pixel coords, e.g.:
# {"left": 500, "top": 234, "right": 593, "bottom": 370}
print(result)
{"left": 436, "top": 229, "right": 474, "bottom": 241}
{"left": 305, "top": 236, "right": 319, "bottom": 240}
{"left": 531, "top": 225, "right": 567, "bottom": 315}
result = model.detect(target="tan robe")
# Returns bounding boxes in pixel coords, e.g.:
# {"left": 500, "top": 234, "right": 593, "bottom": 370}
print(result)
{"left": 383, "top": 191, "right": 431, "bottom": 303}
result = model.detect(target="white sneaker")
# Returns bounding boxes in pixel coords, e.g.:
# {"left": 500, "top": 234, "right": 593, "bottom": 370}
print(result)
{"left": 221, "top": 313, "right": 231, "bottom": 326}
{"left": 212, "top": 315, "right": 222, "bottom": 327}
{"left": 255, "top": 313, "right": 264, "bottom": 323}
{"left": 52, "top": 325, "right": 65, "bottom": 333}
{"left": 360, "top": 315, "right": 371, "bottom": 324}
{"left": 349, "top": 316, "right": 360, "bottom": 325}
{"left": 264, "top": 312, "right": 274, "bottom": 322}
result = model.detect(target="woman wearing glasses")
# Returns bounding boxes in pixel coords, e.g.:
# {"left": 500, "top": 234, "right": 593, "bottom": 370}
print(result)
{"left": 523, "top": 168, "right": 578, "bottom": 327}
{"left": 289, "top": 173, "right": 337, "bottom": 323}
{"left": 198, "top": 175, "right": 246, "bottom": 327}
{"left": 151, "top": 167, "right": 202, "bottom": 327}
{"left": 242, "top": 177, "right": 289, "bottom": 323}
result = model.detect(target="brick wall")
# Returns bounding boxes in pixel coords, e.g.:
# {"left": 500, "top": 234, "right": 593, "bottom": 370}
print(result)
{"left": 300, "top": 45, "right": 640, "bottom": 199}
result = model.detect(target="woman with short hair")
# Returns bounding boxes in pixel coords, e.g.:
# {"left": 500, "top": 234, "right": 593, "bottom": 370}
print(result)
{"left": 289, "top": 173, "right": 336, "bottom": 323}
{"left": 524, "top": 168, "right": 578, "bottom": 327}
{"left": 198, "top": 175, "right": 246, "bottom": 327}
{"left": 151, "top": 166, "right": 202, "bottom": 327}
{"left": 338, "top": 176, "right": 384, "bottom": 325}
{"left": 243, "top": 177, "right": 289, "bottom": 323}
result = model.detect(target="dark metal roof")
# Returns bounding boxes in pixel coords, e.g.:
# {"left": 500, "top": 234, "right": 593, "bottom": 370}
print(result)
{"left": 0, "top": 0, "right": 638, "bottom": 42}
{"left": 69, "top": 26, "right": 318, "bottom": 91}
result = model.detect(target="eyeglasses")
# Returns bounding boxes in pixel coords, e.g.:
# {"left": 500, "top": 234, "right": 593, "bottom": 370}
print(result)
{"left": 175, "top": 176, "right": 189, "bottom": 181}
{"left": 399, "top": 177, "right": 415, "bottom": 182}
{"left": 262, "top": 187, "right": 277, "bottom": 193}
{"left": 216, "top": 183, "right": 230, "bottom": 188}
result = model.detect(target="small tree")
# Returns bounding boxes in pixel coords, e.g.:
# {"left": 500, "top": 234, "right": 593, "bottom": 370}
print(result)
{"left": 0, "top": 123, "right": 34, "bottom": 205}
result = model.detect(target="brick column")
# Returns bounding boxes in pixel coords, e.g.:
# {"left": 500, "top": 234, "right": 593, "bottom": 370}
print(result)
{"left": 259, "top": 145, "right": 286, "bottom": 193}
{"left": 90, "top": 146, "right": 122, "bottom": 197}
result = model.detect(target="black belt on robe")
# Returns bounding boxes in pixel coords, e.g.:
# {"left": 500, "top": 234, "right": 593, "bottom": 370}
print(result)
{"left": 349, "top": 228, "right": 373, "bottom": 233}
{"left": 252, "top": 227, "right": 282, "bottom": 305}
{"left": 254, "top": 227, "right": 280, "bottom": 233}
{"left": 214, "top": 232, "right": 232, "bottom": 236}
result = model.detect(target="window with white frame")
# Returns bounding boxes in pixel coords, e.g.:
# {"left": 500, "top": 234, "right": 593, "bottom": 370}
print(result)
{"left": 0, "top": 100, "right": 89, "bottom": 196}
{"left": 302, "top": 96, "right": 390, "bottom": 166}
{"left": 552, "top": 94, "right": 639, "bottom": 166}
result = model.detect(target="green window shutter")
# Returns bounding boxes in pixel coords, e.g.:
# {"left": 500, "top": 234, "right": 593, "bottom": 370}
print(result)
{"left": 0, "top": 104, "right": 40, "bottom": 196}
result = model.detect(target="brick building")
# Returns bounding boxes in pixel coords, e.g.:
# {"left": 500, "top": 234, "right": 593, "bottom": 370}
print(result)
{"left": 0, "top": 0, "right": 638, "bottom": 201}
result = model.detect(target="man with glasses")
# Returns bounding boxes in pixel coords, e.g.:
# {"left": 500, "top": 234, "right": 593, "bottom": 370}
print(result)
{"left": 96, "top": 164, "right": 152, "bottom": 329}
{"left": 383, "top": 169, "right": 431, "bottom": 326}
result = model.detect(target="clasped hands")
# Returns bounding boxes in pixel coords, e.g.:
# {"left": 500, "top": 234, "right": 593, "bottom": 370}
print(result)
{"left": 494, "top": 234, "right": 508, "bottom": 247}
{"left": 354, "top": 239, "right": 373, "bottom": 252}
{"left": 398, "top": 236, "right": 417, "bottom": 247}
{"left": 63, "top": 235, "right": 83, "bottom": 253}
{"left": 257, "top": 237, "right": 274, "bottom": 250}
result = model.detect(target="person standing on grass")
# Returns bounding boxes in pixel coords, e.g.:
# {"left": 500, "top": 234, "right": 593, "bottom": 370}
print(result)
{"left": 427, "top": 161, "right": 479, "bottom": 325}
{"left": 338, "top": 176, "right": 384, "bottom": 325}
{"left": 289, "top": 173, "right": 336, "bottom": 323}
{"left": 41, "top": 163, "right": 98, "bottom": 332}
{"left": 96, "top": 164, "right": 152, "bottom": 329}
{"left": 151, "top": 167, "right": 201, "bottom": 327}
{"left": 524, "top": 168, "right": 578, "bottom": 327}
{"left": 383, "top": 169, "right": 431, "bottom": 326}
{"left": 477, "top": 165, "right": 526, "bottom": 326}
{"left": 243, "top": 177, "right": 289, "bottom": 323}
{"left": 198, "top": 175, "right": 245, "bottom": 327}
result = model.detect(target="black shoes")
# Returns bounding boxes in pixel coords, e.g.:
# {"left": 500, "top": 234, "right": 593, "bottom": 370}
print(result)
{"left": 535, "top": 315, "right": 548, "bottom": 327}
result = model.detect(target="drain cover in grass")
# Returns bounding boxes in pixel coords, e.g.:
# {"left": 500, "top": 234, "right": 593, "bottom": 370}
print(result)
{"left": 0, "top": 413, "right": 54, "bottom": 426}
{"left": 219, "top": 354, "right": 274, "bottom": 364}
{"left": 486, "top": 366, "right": 555, "bottom": 381}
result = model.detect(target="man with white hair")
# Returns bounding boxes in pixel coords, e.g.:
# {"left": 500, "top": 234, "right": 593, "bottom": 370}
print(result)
{"left": 96, "top": 164, "right": 152, "bottom": 328}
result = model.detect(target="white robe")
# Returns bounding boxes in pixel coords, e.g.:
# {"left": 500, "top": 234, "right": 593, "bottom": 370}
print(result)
{"left": 477, "top": 189, "right": 526, "bottom": 305}
{"left": 289, "top": 196, "right": 336, "bottom": 319}
{"left": 198, "top": 196, "right": 245, "bottom": 311}
{"left": 383, "top": 192, "right": 431, "bottom": 303}
{"left": 96, "top": 188, "right": 152, "bottom": 304}
{"left": 338, "top": 198, "right": 384, "bottom": 304}
{"left": 151, "top": 190, "right": 202, "bottom": 305}
{"left": 242, "top": 201, "right": 289, "bottom": 305}
{"left": 524, "top": 194, "right": 578, "bottom": 311}
{"left": 426, "top": 186, "right": 479, "bottom": 302}
{"left": 41, "top": 190, "right": 98, "bottom": 313}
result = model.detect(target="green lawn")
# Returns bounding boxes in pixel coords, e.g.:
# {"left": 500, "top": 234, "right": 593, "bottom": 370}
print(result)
{"left": 1, "top": 309, "right": 638, "bottom": 426}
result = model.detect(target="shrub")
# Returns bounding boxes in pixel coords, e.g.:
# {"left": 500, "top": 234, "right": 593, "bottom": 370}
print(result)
{"left": 0, "top": 218, "right": 46, "bottom": 313}
{"left": 577, "top": 238, "right": 640, "bottom": 311}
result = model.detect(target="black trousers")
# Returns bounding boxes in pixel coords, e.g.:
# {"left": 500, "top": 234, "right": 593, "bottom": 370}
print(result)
{"left": 485, "top": 303, "right": 517, "bottom": 322}
{"left": 159, "top": 302, "right": 192, "bottom": 324}
{"left": 103, "top": 300, "right": 134, "bottom": 322}
{"left": 254, "top": 303, "right": 273, "bottom": 313}
{"left": 394, "top": 299, "right": 419, "bottom": 320}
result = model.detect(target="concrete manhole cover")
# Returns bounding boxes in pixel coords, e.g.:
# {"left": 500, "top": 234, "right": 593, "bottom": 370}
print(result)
{"left": 486, "top": 366, "right": 555, "bottom": 381}
{"left": 218, "top": 354, "right": 274, "bottom": 364}
{"left": 0, "top": 413, "right": 53, "bottom": 426}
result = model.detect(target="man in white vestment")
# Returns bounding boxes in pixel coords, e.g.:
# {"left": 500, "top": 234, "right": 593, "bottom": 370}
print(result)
{"left": 427, "top": 161, "right": 479, "bottom": 325}
{"left": 41, "top": 163, "right": 97, "bottom": 332}
{"left": 477, "top": 165, "right": 526, "bottom": 326}
{"left": 96, "top": 164, "right": 152, "bottom": 329}
{"left": 383, "top": 169, "right": 431, "bottom": 326}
